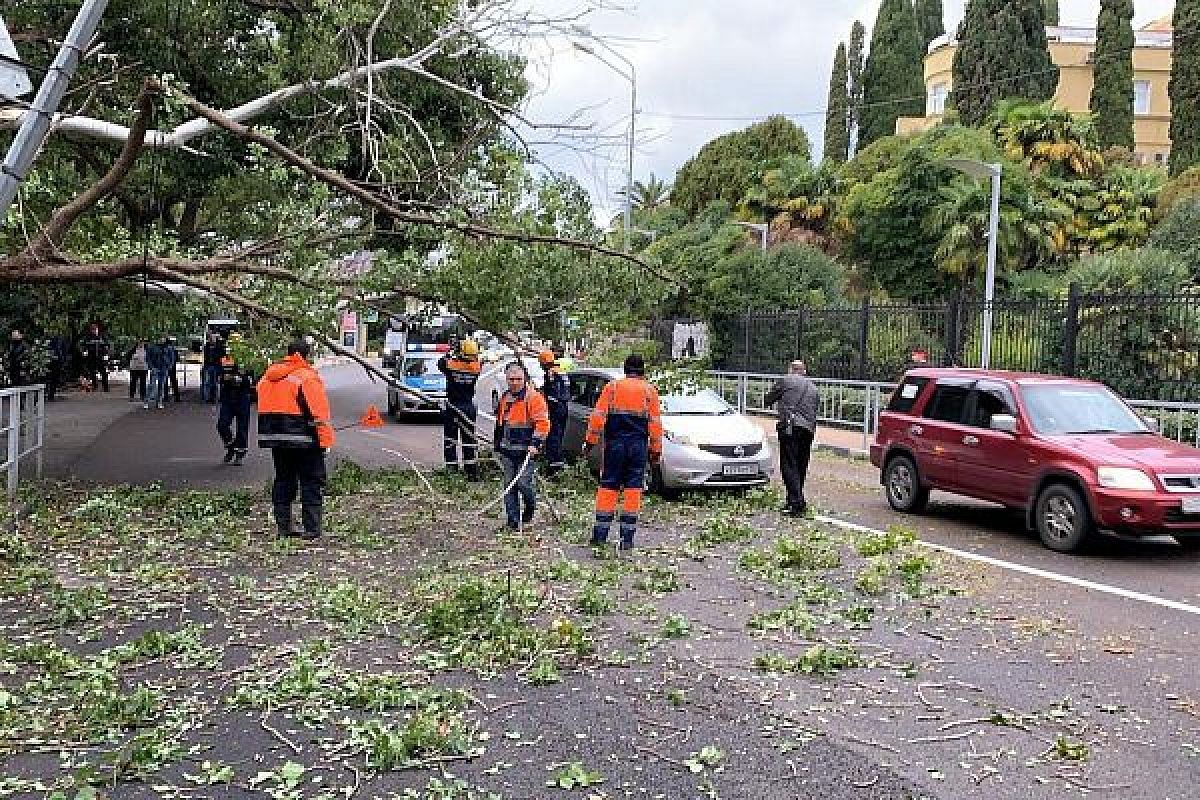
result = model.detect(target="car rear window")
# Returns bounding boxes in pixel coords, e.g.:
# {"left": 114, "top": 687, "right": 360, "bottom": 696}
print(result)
{"left": 924, "top": 385, "right": 970, "bottom": 423}
{"left": 887, "top": 377, "right": 930, "bottom": 413}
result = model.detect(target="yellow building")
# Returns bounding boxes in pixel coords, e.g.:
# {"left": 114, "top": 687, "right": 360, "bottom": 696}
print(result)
{"left": 897, "top": 16, "right": 1174, "bottom": 165}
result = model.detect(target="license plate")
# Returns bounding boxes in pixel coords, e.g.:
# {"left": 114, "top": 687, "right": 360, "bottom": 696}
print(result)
{"left": 723, "top": 464, "right": 758, "bottom": 477}
{"left": 1183, "top": 497, "right": 1200, "bottom": 514}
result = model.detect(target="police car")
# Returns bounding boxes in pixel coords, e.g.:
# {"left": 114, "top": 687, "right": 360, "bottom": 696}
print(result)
{"left": 386, "top": 344, "right": 449, "bottom": 416}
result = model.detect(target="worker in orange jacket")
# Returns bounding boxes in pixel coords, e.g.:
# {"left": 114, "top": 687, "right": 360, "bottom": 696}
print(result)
{"left": 493, "top": 361, "right": 550, "bottom": 530}
{"left": 585, "top": 354, "right": 663, "bottom": 553}
{"left": 257, "top": 339, "right": 335, "bottom": 539}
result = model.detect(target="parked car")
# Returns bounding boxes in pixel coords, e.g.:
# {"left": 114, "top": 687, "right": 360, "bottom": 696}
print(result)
{"left": 870, "top": 368, "right": 1200, "bottom": 553}
{"left": 386, "top": 344, "right": 449, "bottom": 416}
{"left": 558, "top": 367, "right": 773, "bottom": 495}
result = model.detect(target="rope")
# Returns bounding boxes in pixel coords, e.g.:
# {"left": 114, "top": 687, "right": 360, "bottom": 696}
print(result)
{"left": 478, "top": 450, "right": 533, "bottom": 517}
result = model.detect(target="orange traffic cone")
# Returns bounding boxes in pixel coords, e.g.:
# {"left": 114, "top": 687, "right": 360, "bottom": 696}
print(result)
{"left": 359, "top": 404, "right": 385, "bottom": 427}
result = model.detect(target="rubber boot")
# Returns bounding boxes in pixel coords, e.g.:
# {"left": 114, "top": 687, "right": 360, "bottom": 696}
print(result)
{"left": 272, "top": 504, "right": 293, "bottom": 537}
{"left": 300, "top": 505, "right": 323, "bottom": 540}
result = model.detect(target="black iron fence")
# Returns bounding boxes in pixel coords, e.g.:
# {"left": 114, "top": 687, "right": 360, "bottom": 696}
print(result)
{"left": 710, "top": 285, "right": 1200, "bottom": 401}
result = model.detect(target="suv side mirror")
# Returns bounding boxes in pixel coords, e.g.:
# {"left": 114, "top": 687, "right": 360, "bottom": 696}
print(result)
{"left": 1142, "top": 415, "right": 1160, "bottom": 433}
{"left": 990, "top": 413, "right": 1018, "bottom": 434}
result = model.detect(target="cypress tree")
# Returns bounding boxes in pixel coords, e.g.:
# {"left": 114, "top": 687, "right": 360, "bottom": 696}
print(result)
{"left": 1044, "top": 0, "right": 1060, "bottom": 26}
{"left": 915, "top": 0, "right": 946, "bottom": 51}
{"left": 952, "top": 0, "right": 1059, "bottom": 127}
{"left": 1170, "top": 0, "right": 1200, "bottom": 176}
{"left": 1090, "top": 0, "right": 1135, "bottom": 150}
{"left": 847, "top": 20, "right": 867, "bottom": 152}
{"left": 823, "top": 43, "right": 851, "bottom": 164}
{"left": 858, "top": 0, "right": 925, "bottom": 149}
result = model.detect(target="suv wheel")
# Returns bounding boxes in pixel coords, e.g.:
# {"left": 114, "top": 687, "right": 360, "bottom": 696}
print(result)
{"left": 1035, "top": 483, "right": 1092, "bottom": 553}
{"left": 884, "top": 455, "right": 929, "bottom": 513}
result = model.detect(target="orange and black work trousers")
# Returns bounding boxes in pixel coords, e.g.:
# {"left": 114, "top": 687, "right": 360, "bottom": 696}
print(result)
{"left": 591, "top": 437, "right": 648, "bottom": 547}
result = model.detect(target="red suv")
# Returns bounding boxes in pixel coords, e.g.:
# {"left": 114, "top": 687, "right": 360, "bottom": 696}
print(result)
{"left": 870, "top": 368, "right": 1200, "bottom": 553}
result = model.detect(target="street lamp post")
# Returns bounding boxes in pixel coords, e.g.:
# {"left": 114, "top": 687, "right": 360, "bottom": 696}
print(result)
{"left": 944, "top": 159, "right": 1002, "bottom": 370}
{"left": 734, "top": 221, "right": 769, "bottom": 253}
{"left": 573, "top": 38, "right": 636, "bottom": 252}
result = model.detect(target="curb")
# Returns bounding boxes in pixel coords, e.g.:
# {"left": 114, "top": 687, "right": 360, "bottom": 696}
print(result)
{"left": 814, "top": 442, "right": 870, "bottom": 461}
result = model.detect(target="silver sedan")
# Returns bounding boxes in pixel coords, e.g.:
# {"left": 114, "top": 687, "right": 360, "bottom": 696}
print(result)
{"left": 561, "top": 368, "right": 773, "bottom": 495}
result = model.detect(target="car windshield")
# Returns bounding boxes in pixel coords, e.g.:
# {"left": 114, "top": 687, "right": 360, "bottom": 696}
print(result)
{"left": 660, "top": 388, "right": 734, "bottom": 416}
{"left": 1020, "top": 384, "right": 1149, "bottom": 435}
{"left": 402, "top": 355, "right": 440, "bottom": 377}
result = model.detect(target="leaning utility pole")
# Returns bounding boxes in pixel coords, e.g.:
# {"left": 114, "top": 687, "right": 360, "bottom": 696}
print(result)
{"left": 0, "top": 0, "right": 109, "bottom": 223}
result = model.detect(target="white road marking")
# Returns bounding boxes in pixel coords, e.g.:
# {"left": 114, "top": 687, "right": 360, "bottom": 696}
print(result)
{"left": 813, "top": 513, "right": 1200, "bottom": 617}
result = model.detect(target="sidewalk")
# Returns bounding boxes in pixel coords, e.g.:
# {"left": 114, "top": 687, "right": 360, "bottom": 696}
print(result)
{"left": 748, "top": 415, "right": 872, "bottom": 459}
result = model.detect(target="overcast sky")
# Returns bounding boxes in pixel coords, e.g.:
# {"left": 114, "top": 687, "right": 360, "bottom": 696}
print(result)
{"left": 519, "top": 1, "right": 1174, "bottom": 219}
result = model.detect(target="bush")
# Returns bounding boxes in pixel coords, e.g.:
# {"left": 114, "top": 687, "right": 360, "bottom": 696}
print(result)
{"left": 1067, "top": 247, "right": 1190, "bottom": 294}
{"left": 1157, "top": 167, "right": 1200, "bottom": 214}
{"left": 1149, "top": 200, "right": 1200, "bottom": 281}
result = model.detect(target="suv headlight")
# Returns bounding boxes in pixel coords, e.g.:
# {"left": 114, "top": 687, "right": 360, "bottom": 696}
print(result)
{"left": 1096, "top": 467, "right": 1156, "bottom": 491}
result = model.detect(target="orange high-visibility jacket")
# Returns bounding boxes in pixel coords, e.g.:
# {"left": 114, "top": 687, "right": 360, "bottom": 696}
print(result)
{"left": 495, "top": 388, "right": 551, "bottom": 453}
{"left": 586, "top": 377, "right": 663, "bottom": 455}
{"left": 256, "top": 354, "right": 335, "bottom": 449}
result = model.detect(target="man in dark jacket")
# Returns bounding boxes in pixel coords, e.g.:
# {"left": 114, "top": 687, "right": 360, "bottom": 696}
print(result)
{"left": 46, "top": 335, "right": 70, "bottom": 401}
{"left": 437, "top": 339, "right": 482, "bottom": 480}
{"left": 201, "top": 333, "right": 225, "bottom": 403}
{"left": 217, "top": 353, "right": 255, "bottom": 465}
{"left": 7, "top": 331, "right": 29, "bottom": 387}
{"left": 539, "top": 350, "right": 570, "bottom": 477}
{"left": 78, "top": 323, "right": 110, "bottom": 391}
{"left": 765, "top": 360, "right": 820, "bottom": 517}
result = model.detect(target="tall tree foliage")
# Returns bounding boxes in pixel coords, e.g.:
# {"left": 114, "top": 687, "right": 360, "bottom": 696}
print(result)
{"left": 823, "top": 44, "right": 851, "bottom": 164}
{"left": 952, "top": 0, "right": 1059, "bottom": 127}
{"left": 847, "top": 20, "right": 867, "bottom": 153}
{"left": 1044, "top": 0, "right": 1061, "bottom": 26}
{"left": 858, "top": 0, "right": 925, "bottom": 149}
{"left": 1090, "top": 0, "right": 1135, "bottom": 150}
{"left": 1170, "top": 0, "right": 1200, "bottom": 176}
{"left": 671, "top": 116, "right": 812, "bottom": 216}
{"left": 915, "top": 0, "right": 946, "bottom": 51}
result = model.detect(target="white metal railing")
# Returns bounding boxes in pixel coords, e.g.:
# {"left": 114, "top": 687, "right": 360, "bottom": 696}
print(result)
{"left": 711, "top": 371, "right": 1200, "bottom": 454}
{"left": 711, "top": 371, "right": 896, "bottom": 453}
{"left": 0, "top": 385, "right": 46, "bottom": 500}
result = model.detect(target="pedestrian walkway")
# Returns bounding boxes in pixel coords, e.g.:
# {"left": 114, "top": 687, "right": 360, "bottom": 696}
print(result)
{"left": 748, "top": 415, "right": 871, "bottom": 458}
{"left": 67, "top": 399, "right": 272, "bottom": 490}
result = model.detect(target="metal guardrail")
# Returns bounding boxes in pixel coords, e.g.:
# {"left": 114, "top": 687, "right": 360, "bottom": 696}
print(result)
{"left": 1, "top": 385, "right": 46, "bottom": 500}
{"left": 711, "top": 371, "right": 896, "bottom": 453}
{"left": 711, "top": 371, "right": 1200, "bottom": 454}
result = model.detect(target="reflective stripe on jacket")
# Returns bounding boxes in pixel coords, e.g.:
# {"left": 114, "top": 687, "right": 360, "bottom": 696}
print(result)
{"left": 438, "top": 355, "right": 481, "bottom": 406}
{"left": 256, "top": 354, "right": 334, "bottom": 449}
{"left": 495, "top": 388, "right": 550, "bottom": 453}
{"left": 585, "top": 377, "right": 663, "bottom": 455}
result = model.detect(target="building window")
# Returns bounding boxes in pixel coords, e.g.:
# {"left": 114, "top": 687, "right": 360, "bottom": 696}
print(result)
{"left": 1135, "top": 81, "right": 1151, "bottom": 115}
{"left": 1155, "top": 153, "right": 1167, "bottom": 165}
{"left": 927, "top": 83, "right": 948, "bottom": 116}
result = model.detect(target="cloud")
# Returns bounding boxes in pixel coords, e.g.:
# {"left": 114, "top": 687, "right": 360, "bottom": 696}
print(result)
{"left": 520, "top": 0, "right": 1175, "bottom": 219}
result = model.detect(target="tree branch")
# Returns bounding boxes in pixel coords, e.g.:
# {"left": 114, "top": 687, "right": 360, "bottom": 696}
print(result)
{"left": 30, "top": 83, "right": 157, "bottom": 256}
{"left": 176, "top": 92, "right": 678, "bottom": 283}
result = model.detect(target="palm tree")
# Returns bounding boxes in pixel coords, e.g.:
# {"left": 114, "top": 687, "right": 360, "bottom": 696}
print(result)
{"left": 627, "top": 175, "right": 671, "bottom": 211}
{"left": 925, "top": 177, "right": 1068, "bottom": 292}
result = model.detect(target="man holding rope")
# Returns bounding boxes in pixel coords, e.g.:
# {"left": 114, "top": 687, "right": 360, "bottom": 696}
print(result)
{"left": 493, "top": 361, "right": 550, "bottom": 531}
{"left": 438, "top": 339, "right": 483, "bottom": 480}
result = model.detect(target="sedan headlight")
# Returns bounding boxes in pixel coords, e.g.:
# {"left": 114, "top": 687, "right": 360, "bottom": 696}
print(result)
{"left": 664, "top": 429, "right": 699, "bottom": 448}
{"left": 1096, "top": 467, "right": 1156, "bottom": 491}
